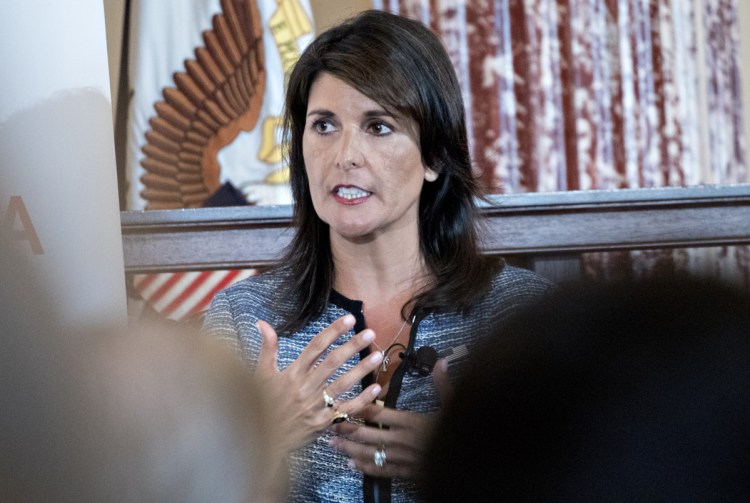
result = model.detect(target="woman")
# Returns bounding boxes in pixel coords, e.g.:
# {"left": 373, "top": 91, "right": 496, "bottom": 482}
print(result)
{"left": 204, "top": 9, "right": 552, "bottom": 502}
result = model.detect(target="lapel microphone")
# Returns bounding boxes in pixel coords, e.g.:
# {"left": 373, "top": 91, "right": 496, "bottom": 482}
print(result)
{"left": 400, "top": 346, "right": 438, "bottom": 376}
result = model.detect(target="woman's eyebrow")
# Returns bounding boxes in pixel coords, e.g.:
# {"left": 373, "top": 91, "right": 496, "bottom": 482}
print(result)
{"left": 305, "top": 108, "right": 400, "bottom": 121}
{"left": 363, "top": 110, "right": 401, "bottom": 122}
{"left": 306, "top": 108, "right": 334, "bottom": 118}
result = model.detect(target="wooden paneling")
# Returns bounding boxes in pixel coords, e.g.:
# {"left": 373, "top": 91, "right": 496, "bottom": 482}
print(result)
{"left": 121, "top": 185, "right": 750, "bottom": 277}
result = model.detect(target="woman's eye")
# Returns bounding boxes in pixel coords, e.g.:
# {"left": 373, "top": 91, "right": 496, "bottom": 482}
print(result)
{"left": 368, "top": 121, "right": 393, "bottom": 136}
{"left": 311, "top": 119, "right": 334, "bottom": 134}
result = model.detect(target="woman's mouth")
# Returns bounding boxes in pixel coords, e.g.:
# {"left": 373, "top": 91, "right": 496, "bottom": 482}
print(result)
{"left": 333, "top": 185, "right": 372, "bottom": 204}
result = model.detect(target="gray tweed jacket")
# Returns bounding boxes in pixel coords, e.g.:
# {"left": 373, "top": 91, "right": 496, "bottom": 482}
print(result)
{"left": 203, "top": 264, "right": 552, "bottom": 502}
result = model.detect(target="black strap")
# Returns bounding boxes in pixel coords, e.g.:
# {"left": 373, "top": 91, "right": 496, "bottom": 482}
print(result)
{"left": 329, "top": 290, "right": 423, "bottom": 503}
{"left": 363, "top": 312, "right": 423, "bottom": 503}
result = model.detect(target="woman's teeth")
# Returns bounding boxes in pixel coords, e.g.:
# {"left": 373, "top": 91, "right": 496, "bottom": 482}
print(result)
{"left": 336, "top": 187, "right": 370, "bottom": 199}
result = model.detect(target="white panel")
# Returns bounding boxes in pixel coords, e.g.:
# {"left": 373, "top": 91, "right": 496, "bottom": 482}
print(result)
{"left": 0, "top": 0, "right": 127, "bottom": 328}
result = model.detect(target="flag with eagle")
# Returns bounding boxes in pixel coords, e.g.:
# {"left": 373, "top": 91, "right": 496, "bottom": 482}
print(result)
{"left": 126, "top": 0, "right": 314, "bottom": 321}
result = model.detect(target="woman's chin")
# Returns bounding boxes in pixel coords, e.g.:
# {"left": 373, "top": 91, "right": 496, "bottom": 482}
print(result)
{"left": 329, "top": 223, "right": 379, "bottom": 243}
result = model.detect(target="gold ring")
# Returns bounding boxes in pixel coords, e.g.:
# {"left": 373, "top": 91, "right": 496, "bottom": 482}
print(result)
{"left": 331, "top": 409, "right": 349, "bottom": 424}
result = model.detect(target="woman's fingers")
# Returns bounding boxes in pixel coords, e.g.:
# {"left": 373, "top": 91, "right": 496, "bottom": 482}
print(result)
{"left": 258, "top": 314, "right": 373, "bottom": 386}
{"left": 328, "top": 383, "right": 382, "bottom": 420}
{"left": 322, "top": 340, "right": 383, "bottom": 398}
{"left": 330, "top": 407, "right": 436, "bottom": 479}
{"left": 331, "top": 434, "right": 413, "bottom": 465}
{"left": 316, "top": 328, "right": 374, "bottom": 374}
{"left": 333, "top": 406, "right": 426, "bottom": 443}
{"left": 255, "top": 320, "right": 279, "bottom": 377}
{"left": 252, "top": 315, "right": 386, "bottom": 455}
{"left": 295, "top": 314, "right": 356, "bottom": 370}
{"left": 291, "top": 320, "right": 386, "bottom": 397}
{"left": 329, "top": 428, "right": 420, "bottom": 479}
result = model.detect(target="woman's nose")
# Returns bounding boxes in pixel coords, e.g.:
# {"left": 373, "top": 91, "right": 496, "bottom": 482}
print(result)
{"left": 334, "top": 129, "right": 364, "bottom": 169}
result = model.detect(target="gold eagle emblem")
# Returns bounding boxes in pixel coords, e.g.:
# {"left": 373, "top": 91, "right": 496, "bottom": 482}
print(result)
{"left": 139, "top": 0, "right": 266, "bottom": 209}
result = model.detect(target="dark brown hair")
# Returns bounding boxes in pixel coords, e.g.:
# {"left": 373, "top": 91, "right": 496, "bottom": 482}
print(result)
{"left": 276, "top": 9, "right": 502, "bottom": 334}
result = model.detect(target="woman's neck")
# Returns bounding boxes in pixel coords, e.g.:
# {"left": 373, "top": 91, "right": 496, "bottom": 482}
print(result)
{"left": 331, "top": 231, "right": 426, "bottom": 304}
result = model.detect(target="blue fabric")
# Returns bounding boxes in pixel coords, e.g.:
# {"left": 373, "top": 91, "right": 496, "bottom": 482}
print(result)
{"left": 203, "top": 265, "right": 553, "bottom": 502}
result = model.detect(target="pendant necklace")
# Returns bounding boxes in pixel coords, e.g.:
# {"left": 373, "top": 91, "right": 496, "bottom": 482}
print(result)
{"left": 372, "top": 318, "right": 409, "bottom": 375}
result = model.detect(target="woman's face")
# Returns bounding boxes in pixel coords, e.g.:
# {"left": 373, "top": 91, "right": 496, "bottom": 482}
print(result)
{"left": 302, "top": 73, "right": 437, "bottom": 243}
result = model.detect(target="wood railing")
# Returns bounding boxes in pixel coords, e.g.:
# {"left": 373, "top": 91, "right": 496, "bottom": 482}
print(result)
{"left": 121, "top": 184, "right": 750, "bottom": 282}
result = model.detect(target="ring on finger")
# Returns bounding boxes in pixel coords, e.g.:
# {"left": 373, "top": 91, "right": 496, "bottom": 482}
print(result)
{"left": 331, "top": 409, "right": 349, "bottom": 425}
{"left": 322, "top": 388, "right": 335, "bottom": 408}
{"left": 373, "top": 445, "right": 387, "bottom": 468}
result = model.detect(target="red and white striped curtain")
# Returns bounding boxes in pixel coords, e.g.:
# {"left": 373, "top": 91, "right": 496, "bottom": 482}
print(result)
{"left": 375, "top": 0, "right": 749, "bottom": 285}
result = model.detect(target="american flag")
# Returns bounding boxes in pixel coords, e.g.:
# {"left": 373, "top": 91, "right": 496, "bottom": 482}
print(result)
{"left": 133, "top": 269, "right": 256, "bottom": 321}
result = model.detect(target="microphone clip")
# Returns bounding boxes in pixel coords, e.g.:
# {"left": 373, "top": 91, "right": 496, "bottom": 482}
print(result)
{"left": 400, "top": 346, "right": 438, "bottom": 377}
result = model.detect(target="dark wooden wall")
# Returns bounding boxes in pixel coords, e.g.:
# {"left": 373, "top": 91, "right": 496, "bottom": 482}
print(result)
{"left": 121, "top": 185, "right": 750, "bottom": 283}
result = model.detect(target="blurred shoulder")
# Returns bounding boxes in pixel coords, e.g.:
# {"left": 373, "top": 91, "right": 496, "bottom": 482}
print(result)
{"left": 477, "top": 264, "right": 554, "bottom": 315}
{"left": 492, "top": 263, "right": 555, "bottom": 295}
{"left": 206, "top": 267, "right": 295, "bottom": 325}
{"left": 218, "top": 267, "right": 288, "bottom": 301}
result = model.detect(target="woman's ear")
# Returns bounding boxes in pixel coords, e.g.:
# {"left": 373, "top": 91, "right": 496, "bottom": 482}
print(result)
{"left": 424, "top": 167, "right": 439, "bottom": 182}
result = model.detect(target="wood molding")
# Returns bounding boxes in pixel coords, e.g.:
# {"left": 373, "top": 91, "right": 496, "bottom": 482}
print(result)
{"left": 121, "top": 185, "right": 750, "bottom": 273}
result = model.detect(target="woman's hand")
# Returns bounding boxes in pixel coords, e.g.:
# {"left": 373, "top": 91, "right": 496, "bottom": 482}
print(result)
{"left": 329, "top": 405, "right": 436, "bottom": 480}
{"left": 328, "top": 358, "right": 451, "bottom": 479}
{"left": 255, "top": 315, "right": 384, "bottom": 456}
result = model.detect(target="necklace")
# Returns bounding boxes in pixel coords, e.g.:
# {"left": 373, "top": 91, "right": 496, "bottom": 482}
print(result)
{"left": 372, "top": 318, "right": 409, "bottom": 373}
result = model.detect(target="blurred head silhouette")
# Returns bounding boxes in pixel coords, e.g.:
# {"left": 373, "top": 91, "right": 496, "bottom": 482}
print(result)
{"left": 421, "top": 276, "right": 750, "bottom": 502}
{"left": 0, "top": 239, "right": 279, "bottom": 502}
